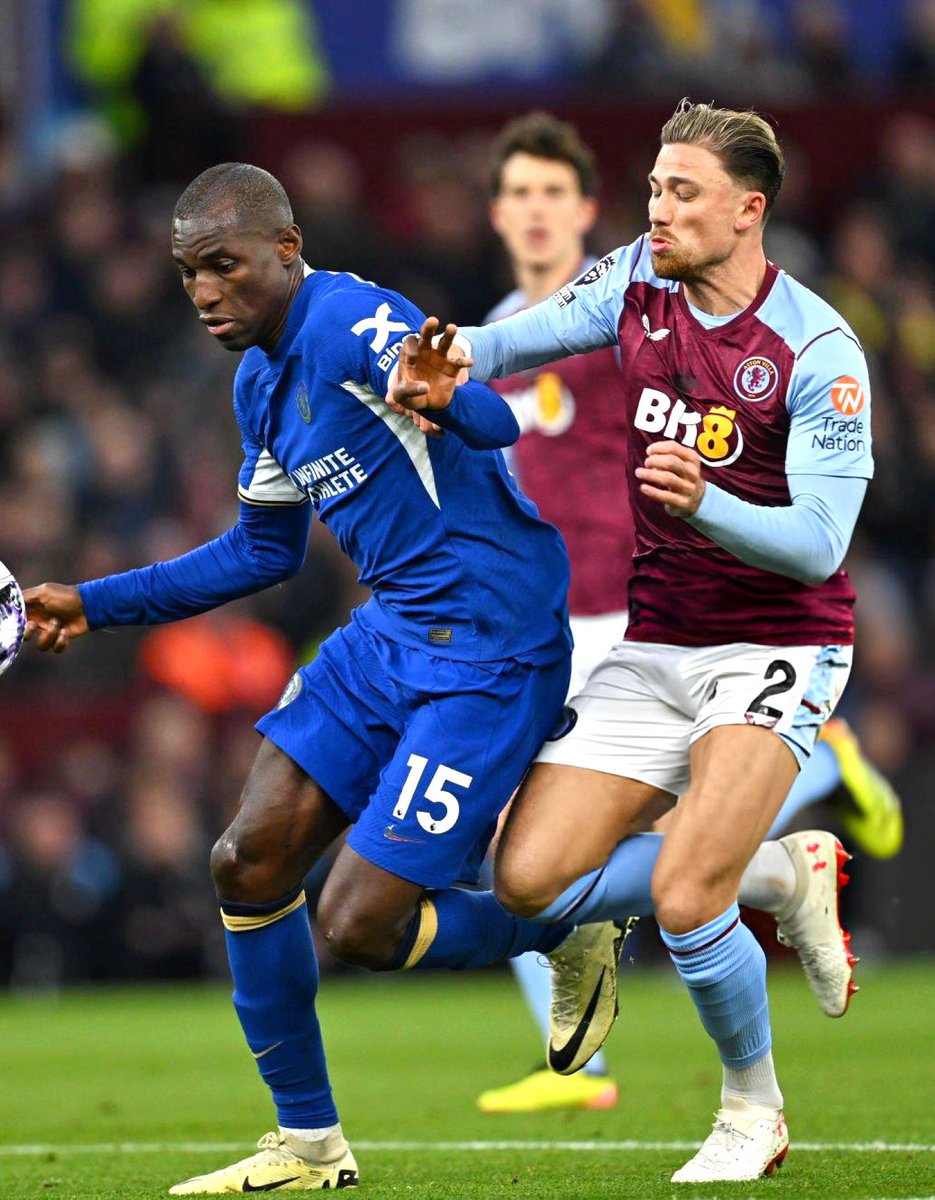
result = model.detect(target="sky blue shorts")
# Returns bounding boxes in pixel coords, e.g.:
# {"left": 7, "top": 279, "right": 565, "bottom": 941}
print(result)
{"left": 256, "top": 607, "right": 570, "bottom": 889}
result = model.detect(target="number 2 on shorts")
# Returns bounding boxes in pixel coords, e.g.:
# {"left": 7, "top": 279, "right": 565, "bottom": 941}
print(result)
{"left": 747, "top": 659, "right": 797, "bottom": 722}
{"left": 393, "top": 753, "right": 473, "bottom": 835}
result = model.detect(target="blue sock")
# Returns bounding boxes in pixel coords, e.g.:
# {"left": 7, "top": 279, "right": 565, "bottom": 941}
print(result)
{"left": 767, "top": 740, "right": 842, "bottom": 838}
{"left": 532, "top": 833, "right": 660, "bottom": 925}
{"left": 392, "top": 888, "right": 569, "bottom": 970}
{"left": 510, "top": 951, "right": 608, "bottom": 1075}
{"left": 221, "top": 887, "right": 338, "bottom": 1128}
{"left": 659, "top": 903, "right": 771, "bottom": 1069}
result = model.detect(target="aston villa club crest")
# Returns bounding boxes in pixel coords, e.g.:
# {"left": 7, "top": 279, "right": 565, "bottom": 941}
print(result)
{"left": 733, "top": 356, "right": 778, "bottom": 402}
{"left": 296, "top": 381, "right": 311, "bottom": 423}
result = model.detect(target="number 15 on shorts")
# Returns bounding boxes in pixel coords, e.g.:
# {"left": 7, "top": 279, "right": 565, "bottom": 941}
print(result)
{"left": 393, "top": 754, "right": 473, "bottom": 835}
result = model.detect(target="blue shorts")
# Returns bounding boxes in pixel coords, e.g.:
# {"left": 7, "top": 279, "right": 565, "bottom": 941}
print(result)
{"left": 256, "top": 607, "right": 570, "bottom": 889}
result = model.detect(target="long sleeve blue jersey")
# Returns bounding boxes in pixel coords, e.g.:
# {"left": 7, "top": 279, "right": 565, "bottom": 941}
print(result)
{"left": 79, "top": 269, "right": 571, "bottom": 665}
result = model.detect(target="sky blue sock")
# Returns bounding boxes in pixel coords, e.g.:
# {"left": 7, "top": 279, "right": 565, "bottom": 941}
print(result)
{"left": 532, "top": 833, "right": 660, "bottom": 925}
{"left": 394, "top": 888, "right": 569, "bottom": 970}
{"left": 221, "top": 887, "right": 338, "bottom": 1129}
{"left": 510, "top": 951, "right": 608, "bottom": 1075}
{"left": 767, "top": 740, "right": 842, "bottom": 838}
{"left": 659, "top": 903, "right": 771, "bottom": 1069}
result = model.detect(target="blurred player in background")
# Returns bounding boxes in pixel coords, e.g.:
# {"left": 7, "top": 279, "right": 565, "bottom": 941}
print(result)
{"left": 23, "top": 161, "right": 627, "bottom": 1195}
{"left": 392, "top": 99, "right": 880, "bottom": 1182}
{"left": 474, "top": 111, "right": 902, "bottom": 1118}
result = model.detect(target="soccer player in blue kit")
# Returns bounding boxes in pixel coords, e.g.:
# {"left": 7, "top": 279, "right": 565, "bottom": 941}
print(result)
{"left": 22, "top": 163, "right": 623, "bottom": 1194}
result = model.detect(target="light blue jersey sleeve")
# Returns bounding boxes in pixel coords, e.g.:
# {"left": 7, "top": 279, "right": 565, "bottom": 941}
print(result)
{"left": 460, "top": 243, "right": 644, "bottom": 381}
{"left": 687, "top": 473, "right": 866, "bottom": 586}
{"left": 785, "top": 328, "right": 874, "bottom": 479}
{"left": 686, "top": 324, "right": 873, "bottom": 584}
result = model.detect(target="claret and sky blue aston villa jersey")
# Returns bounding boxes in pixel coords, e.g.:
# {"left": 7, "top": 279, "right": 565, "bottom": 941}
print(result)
{"left": 463, "top": 238, "right": 874, "bottom": 648}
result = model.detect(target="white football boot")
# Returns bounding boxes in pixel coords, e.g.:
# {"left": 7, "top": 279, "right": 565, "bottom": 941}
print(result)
{"left": 169, "top": 1132, "right": 358, "bottom": 1193}
{"left": 672, "top": 1104, "right": 789, "bottom": 1183}
{"left": 547, "top": 920, "right": 629, "bottom": 1075}
{"left": 775, "top": 830, "right": 859, "bottom": 1017}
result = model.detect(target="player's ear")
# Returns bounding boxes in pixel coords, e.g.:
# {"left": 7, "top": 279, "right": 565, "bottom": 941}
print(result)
{"left": 278, "top": 224, "right": 303, "bottom": 265}
{"left": 489, "top": 196, "right": 506, "bottom": 237}
{"left": 577, "top": 195, "right": 599, "bottom": 237}
{"left": 736, "top": 191, "right": 766, "bottom": 233}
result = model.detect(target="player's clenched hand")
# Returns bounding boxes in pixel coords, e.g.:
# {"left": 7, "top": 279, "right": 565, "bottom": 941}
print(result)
{"left": 23, "top": 583, "right": 89, "bottom": 653}
{"left": 387, "top": 317, "right": 473, "bottom": 415}
{"left": 635, "top": 441, "right": 706, "bottom": 517}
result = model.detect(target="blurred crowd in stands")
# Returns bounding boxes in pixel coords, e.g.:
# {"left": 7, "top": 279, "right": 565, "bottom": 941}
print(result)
{"left": 1, "top": 0, "right": 934, "bottom": 988}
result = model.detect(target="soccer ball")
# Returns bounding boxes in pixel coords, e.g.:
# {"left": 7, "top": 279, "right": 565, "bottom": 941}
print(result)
{"left": 0, "top": 560, "right": 26, "bottom": 677}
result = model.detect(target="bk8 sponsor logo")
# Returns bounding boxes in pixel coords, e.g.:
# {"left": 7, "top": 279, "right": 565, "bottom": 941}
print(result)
{"left": 501, "top": 371, "right": 575, "bottom": 436}
{"left": 634, "top": 387, "right": 744, "bottom": 466}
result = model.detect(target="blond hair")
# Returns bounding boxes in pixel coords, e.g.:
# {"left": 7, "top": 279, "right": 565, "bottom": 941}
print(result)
{"left": 661, "top": 99, "right": 785, "bottom": 215}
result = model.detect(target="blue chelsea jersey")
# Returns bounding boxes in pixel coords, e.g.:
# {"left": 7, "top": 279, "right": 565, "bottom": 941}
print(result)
{"left": 234, "top": 269, "right": 571, "bottom": 664}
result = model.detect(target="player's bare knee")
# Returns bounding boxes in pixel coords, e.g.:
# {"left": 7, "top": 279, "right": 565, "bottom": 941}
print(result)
{"left": 653, "top": 875, "right": 717, "bottom": 935}
{"left": 494, "top": 865, "right": 560, "bottom": 920}
{"left": 318, "top": 892, "right": 402, "bottom": 970}
{"left": 210, "top": 831, "right": 243, "bottom": 894}
{"left": 210, "top": 828, "right": 291, "bottom": 902}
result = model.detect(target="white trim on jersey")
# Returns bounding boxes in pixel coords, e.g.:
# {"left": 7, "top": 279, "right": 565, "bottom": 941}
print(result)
{"left": 238, "top": 447, "right": 308, "bottom": 506}
{"left": 341, "top": 380, "right": 441, "bottom": 508}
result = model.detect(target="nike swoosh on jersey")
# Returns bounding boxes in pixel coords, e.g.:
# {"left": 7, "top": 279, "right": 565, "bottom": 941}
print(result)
{"left": 242, "top": 1176, "right": 300, "bottom": 1192}
{"left": 547, "top": 966, "right": 607, "bottom": 1074}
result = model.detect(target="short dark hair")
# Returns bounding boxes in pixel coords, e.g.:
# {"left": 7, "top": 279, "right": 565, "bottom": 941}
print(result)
{"left": 660, "top": 98, "right": 785, "bottom": 216}
{"left": 489, "top": 112, "right": 599, "bottom": 198}
{"left": 173, "top": 163, "right": 293, "bottom": 233}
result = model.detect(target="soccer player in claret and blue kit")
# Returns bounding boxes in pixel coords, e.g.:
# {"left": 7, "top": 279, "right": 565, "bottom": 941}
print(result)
{"left": 21, "top": 162, "right": 629, "bottom": 1194}
{"left": 472, "top": 111, "right": 901, "bottom": 1118}
{"left": 391, "top": 100, "right": 876, "bottom": 1183}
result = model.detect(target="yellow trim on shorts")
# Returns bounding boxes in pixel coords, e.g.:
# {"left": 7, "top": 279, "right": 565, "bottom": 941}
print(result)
{"left": 221, "top": 890, "right": 307, "bottom": 932}
{"left": 402, "top": 897, "right": 439, "bottom": 969}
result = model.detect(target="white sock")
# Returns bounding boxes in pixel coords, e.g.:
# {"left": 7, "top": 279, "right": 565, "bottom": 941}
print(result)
{"left": 721, "top": 1051, "right": 784, "bottom": 1112}
{"left": 739, "top": 841, "right": 798, "bottom": 915}
{"left": 280, "top": 1123, "right": 347, "bottom": 1162}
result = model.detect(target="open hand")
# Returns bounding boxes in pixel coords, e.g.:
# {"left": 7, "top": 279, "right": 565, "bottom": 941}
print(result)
{"left": 386, "top": 317, "right": 473, "bottom": 416}
{"left": 23, "top": 583, "right": 89, "bottom": 653}
{"left": 635, "top": 441, "right": 706, "bottom": 517}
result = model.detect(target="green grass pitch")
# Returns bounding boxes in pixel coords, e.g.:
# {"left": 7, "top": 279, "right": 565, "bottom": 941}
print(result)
{"left": 0, "top": 960, "right": 932, "bottom": 1199}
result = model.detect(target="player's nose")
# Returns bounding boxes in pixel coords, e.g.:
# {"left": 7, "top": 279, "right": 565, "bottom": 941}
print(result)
{"left": 193, "top": 273, "right": 223, "bottom": 310}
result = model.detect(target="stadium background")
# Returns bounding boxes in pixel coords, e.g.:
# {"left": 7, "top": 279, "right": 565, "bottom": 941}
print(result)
{"left": 0, "top": 0, "right": 933, "bottom": 997}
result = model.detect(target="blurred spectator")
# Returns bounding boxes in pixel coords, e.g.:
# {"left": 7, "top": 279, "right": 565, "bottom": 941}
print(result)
{"left": 69, "top": 0, "right": 329, "bottom": 157}
{"left": 137, "top": 609, "right": 294, "bottom": 715}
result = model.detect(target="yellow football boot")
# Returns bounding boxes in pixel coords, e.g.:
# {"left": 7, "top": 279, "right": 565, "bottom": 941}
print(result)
{"left": 169, "top": 1132, "right": 358, "bottom": 1193}
{"left": 477, "top": 1066, "right": 619, "bottom": 1113}
{"left": 821, "top": 719, "right": 903, "bottom": 860}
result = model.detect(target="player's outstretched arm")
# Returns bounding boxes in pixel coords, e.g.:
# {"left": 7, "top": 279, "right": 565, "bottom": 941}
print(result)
{"left": 72, "top": 502, "right": 311, "bottom": 631}
{"left": 24, "top": 584, "right": 90, "bottom": 654}
{"left": 387, "top": 318, "right": 473, "bottom": 415}
{"left": 385, "top": 317, "right": 518, "bottom": 450}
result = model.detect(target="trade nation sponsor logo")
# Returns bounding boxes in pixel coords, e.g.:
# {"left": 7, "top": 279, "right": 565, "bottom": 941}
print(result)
{"left": 812, "top": 375, "right": 868, "bottom": 455}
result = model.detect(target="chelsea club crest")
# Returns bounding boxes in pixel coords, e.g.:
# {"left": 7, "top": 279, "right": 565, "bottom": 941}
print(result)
{"left": 296, "top": 381, "right": 311, "bottom": 423}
